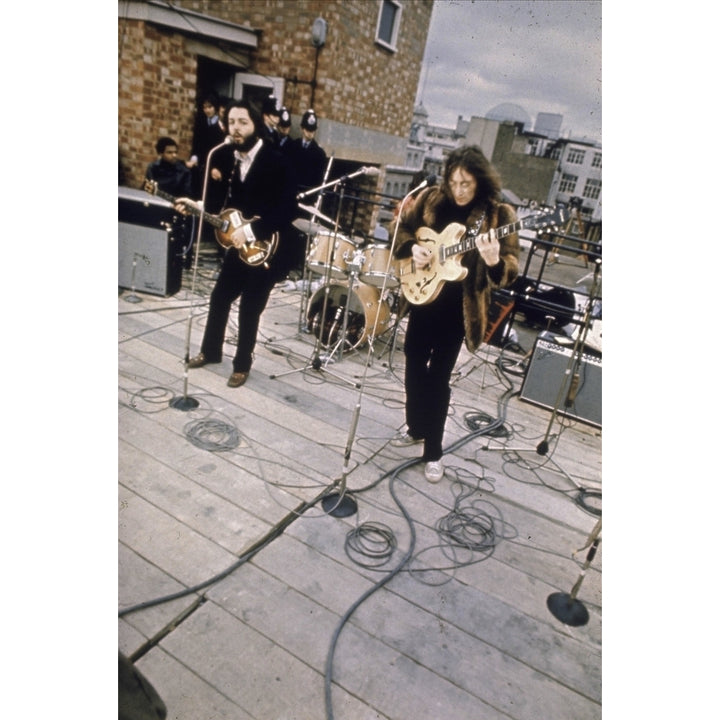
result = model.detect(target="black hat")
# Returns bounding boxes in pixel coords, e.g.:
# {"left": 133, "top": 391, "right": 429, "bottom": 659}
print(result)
{"left": 279, "top": 107, "right": 291, "bottom": 128}
{"left": 301, "top": 109, "right": 318, "bottom": 131}
{"left": 262, "top": 96, "right": 281, "bottom": 117}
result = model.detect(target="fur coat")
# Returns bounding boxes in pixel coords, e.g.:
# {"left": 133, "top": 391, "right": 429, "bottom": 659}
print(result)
{"left": 392, "top": 186, "right": 520, "bottom": 352}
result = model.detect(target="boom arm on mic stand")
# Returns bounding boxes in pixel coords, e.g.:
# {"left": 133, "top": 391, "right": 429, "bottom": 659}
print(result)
{"left": 296, "top": 166, "right": 380, "bottom": 200}
{"left": 170, "top": 136, "right": 233, "bottom": 412}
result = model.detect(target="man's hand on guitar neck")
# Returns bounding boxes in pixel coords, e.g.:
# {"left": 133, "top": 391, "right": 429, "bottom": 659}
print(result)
{"left": 173, "top": 197, "right": 201, "bottom": 216}
{"left": 475, "top": 229, "right": 500, "bottom": 267}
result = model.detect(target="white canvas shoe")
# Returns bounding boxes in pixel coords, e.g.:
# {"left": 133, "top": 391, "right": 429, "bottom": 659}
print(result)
{"left": 424, "top": 460, "right": 444, "bottom": 483}
{"left": 390, "top": 429, "right": 422, "bottom": 447}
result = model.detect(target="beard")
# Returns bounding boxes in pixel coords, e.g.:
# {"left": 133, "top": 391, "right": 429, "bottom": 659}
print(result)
{"left": 233, "top": 132, "right": 259, "bottom": 153}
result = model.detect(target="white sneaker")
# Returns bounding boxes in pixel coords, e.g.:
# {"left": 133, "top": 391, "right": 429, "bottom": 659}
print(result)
{"left": 390, "top": 430, "right": 422, "bottom": 447}
{"left": 424, "top": 460, "right": 444, "bottom": 483}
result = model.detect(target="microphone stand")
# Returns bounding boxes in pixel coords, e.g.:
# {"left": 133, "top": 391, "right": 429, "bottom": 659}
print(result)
{"left": 124, "top": 252, "right": 150, "bottom": 303}
{"left": 320, "top": 180, "right": 431, "bottom": 517}
{"left": 547, "top": 517, "right": 601, "bottom": 626}
{"left": 170, "top": 138, "right": 230, "bottom": 411}
{"left": 536, "top": 258, "right": 601, "bottom": 455}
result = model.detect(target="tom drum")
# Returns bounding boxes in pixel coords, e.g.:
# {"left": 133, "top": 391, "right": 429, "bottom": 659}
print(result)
{"left": 306, "top": 232, "right": 358, "bottom": 279}
{"left": 359, "top": 243, "right": 399, "bottom": 288}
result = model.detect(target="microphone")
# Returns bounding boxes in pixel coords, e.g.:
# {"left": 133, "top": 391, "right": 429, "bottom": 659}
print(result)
{"left": 414, "top": 173, "right": 438, "bottom": 191}
{"left": 223, "top": 135, "right": 233, "bottom": 144}
{"left": 361, "top": 166, "right": 381, "bottom": 177}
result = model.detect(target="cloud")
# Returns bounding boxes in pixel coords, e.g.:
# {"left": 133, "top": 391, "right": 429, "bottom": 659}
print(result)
{"left": 417, "top": 0, "right": 601, "bottom": 141}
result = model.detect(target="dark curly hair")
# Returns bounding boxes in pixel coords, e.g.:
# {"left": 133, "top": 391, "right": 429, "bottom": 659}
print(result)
{"left": 443, "top": 145, "right": 503, "bottom": 204}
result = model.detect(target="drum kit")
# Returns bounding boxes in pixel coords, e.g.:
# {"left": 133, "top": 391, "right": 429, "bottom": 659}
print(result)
{"left": 291, "top": 206, "right": 401, "bottom": 364}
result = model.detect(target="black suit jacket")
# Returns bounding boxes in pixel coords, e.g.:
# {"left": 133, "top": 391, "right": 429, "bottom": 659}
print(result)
{"left": 210, "top": 140, "right": 302, "bottom": 278}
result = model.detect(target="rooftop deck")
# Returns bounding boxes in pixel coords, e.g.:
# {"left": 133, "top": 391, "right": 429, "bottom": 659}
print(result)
{"left": 118, "top": 235, "right": 602, "bottom": 720}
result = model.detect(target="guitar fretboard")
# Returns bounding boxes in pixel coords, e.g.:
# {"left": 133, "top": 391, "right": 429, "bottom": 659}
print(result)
{"left": 442, "top": 219, "right": 525, "bottom": 261}
{"left": 150, "top": 186, "right": 226, "bottom": 230}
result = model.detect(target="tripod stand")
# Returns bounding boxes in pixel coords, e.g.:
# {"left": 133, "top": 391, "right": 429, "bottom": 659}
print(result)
{"left": 270, "top": 176, "right": 363, "bottom": 387}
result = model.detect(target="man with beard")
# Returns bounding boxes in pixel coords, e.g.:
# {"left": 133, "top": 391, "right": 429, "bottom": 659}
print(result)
{"left": 174, "top": 99, "right": 301, "bottom": 388}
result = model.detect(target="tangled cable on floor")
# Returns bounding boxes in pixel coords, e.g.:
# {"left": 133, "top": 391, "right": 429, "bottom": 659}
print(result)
{"left": 183, "top": 418, "right": 240, "bottom": 452}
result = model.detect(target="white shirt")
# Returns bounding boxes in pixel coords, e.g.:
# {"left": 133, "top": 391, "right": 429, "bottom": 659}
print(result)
{"left": 235, "top": 138, "right": 263, "bottom": 182}
{"left": 233, "top": 139, "right": 264, "bottom": 242}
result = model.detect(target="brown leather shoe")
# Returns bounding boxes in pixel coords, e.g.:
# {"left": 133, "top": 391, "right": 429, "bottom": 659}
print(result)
{"left": 187, "top": 353, "right": 219, "bottom": 369}
{"left": 227, "top": 371, "right": 248, "bottom": 388}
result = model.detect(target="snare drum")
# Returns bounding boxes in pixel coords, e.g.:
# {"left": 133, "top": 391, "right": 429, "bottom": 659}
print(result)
{"left": 306, "top": 233, "right": 358, "bottom": 279}
{"left": 359, "top": 243, "right": 399, "bottom": 288}
{"left": 306, "top": 282, "right": 391, "bottom": 350}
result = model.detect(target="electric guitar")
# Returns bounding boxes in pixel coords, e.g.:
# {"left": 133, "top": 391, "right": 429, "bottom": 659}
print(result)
{"left": 143, "top": 179, "right": 279, "bottom": 268}
{"left": 399, "top": 205, "right": 567, "bottom": 305}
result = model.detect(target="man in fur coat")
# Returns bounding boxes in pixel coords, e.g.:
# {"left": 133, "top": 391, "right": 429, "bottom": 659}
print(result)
{"left": 390, "top": 145, "right": 520, "bottom": 482}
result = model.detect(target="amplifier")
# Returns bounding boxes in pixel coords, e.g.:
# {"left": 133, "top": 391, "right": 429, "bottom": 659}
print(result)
{"left": 118, "top": 187, "right": 182, "bottom": 297}
{"left": 520, "top": 336, "right": 601, "bottom": 428}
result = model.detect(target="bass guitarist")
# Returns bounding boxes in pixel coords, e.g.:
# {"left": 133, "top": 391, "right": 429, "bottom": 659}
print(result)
{"left": 390, "top": 145, "right": 520, "bottom": 481}
{"left": 174, "top": 99, "right": 301, "bottom": 388}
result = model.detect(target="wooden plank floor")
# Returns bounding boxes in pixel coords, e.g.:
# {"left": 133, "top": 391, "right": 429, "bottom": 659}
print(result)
{"left": 118, "top": 244, "right": 602, "bottom": 720}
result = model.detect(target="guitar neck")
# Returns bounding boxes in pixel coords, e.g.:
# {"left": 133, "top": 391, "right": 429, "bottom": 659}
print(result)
{"left": 151, "top": 186, "right": 225, "bottom": 230}
{"left": 445, "top": 219, "right": 525, "bottom": 259}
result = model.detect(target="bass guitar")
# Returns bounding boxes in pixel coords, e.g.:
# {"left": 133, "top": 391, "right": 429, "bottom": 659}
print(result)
{"left": 399, "top": 205, "right": 567, "bottom": 305}
{"left": 143, "top": 179, "right": 279, "bottom": 268}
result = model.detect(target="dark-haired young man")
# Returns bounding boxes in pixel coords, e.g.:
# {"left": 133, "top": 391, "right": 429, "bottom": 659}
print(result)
{"left": 145, "top": 136, "right": 193, "bottom": 197}
{"left": 175, "top": 100, "right": 302, "bottom": 388}
{"left": 390, "top": 145, "right": 520, "bottom": 481}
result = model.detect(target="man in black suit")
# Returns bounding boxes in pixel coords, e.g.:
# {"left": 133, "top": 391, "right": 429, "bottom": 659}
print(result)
{"left": 175, "top": 100, "right": 301, "bottom": 388}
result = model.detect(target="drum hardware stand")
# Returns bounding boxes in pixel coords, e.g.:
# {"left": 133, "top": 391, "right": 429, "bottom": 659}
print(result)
{"left": 547, "top": 517, "right": 601, "bottom": 626}
{"left": 124, "top": 252, "right": 151, "bottom": 303}
{"left": 296, "top": 155, "right": 334, "bottom": 334}
{"left": 170, "top": 137, "right": 230, "bottom": 411}
{"left": 270, "top": 177, "right": 360, "bottom": 388}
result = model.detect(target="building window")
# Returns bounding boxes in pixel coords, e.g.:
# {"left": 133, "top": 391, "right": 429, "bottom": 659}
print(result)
{"left": 558, "top": 173, "right": 578, "bottom": 194}
{"left": 567, "top": 148, "right": 586, "bottom": 164}
{"left": 583, "top": 177, "right": 602, "bottom": 200}
{"left": 376, "top": 0, "right": 402, "bottom": 51}
{"left": 591, "top": 152, "right": 602, "bottom": 169}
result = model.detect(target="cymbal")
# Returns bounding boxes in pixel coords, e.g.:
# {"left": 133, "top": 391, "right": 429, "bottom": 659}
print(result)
{"left": 292, "top": 217, "right": 331, "bottom": 235}
{"left": 297, "top": 203, "right": 335, "bottom": 226}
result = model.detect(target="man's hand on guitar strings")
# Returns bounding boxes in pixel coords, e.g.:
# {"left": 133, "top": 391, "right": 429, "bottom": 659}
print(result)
{"left": 411, "top": 243, "right": 432, "bottom": 269}
{"left": 230, "top": 226, "right": 248, "bottom": 249}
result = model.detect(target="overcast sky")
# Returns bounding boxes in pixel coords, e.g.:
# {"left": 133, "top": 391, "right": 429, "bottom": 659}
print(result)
{"left": 416, "top": 0, "right": 601, "bottom": 142}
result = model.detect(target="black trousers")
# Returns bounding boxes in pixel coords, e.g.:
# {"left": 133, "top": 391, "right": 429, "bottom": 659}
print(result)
{"left": 199, "top": 249, "right": 277, "bottom": 373}
{"left": 403, "top": 283, "right": 465, "bottom": 462}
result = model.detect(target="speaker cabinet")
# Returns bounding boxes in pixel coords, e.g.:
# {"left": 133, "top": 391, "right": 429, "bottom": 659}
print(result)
{"left": 520, "top": 336, "right": 602, "bottom": 428}
{"left": 118, "top": 187, "right": 182, "bottom": 297}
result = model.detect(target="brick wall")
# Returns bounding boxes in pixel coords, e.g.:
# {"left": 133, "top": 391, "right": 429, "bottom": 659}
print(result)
{"left": 118, "top": 19, "right": 198, "bottom": 188}
{"left": 175, "top": 0, "right": 432, "bottom": 137}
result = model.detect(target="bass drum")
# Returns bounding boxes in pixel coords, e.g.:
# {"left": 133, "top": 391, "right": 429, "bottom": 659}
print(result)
{"left": 306, "top": 283, "right": 391, "bottom": 350}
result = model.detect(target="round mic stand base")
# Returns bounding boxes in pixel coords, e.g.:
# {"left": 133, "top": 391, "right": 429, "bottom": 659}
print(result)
{"left": 546, "top": 592, "right": 589, "bottom": 626}
{"left": 321, "top": 492, "right": 358, "bottom": 517}
{"left": 169, "top": 394, "right": 200, "bottom": 411}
